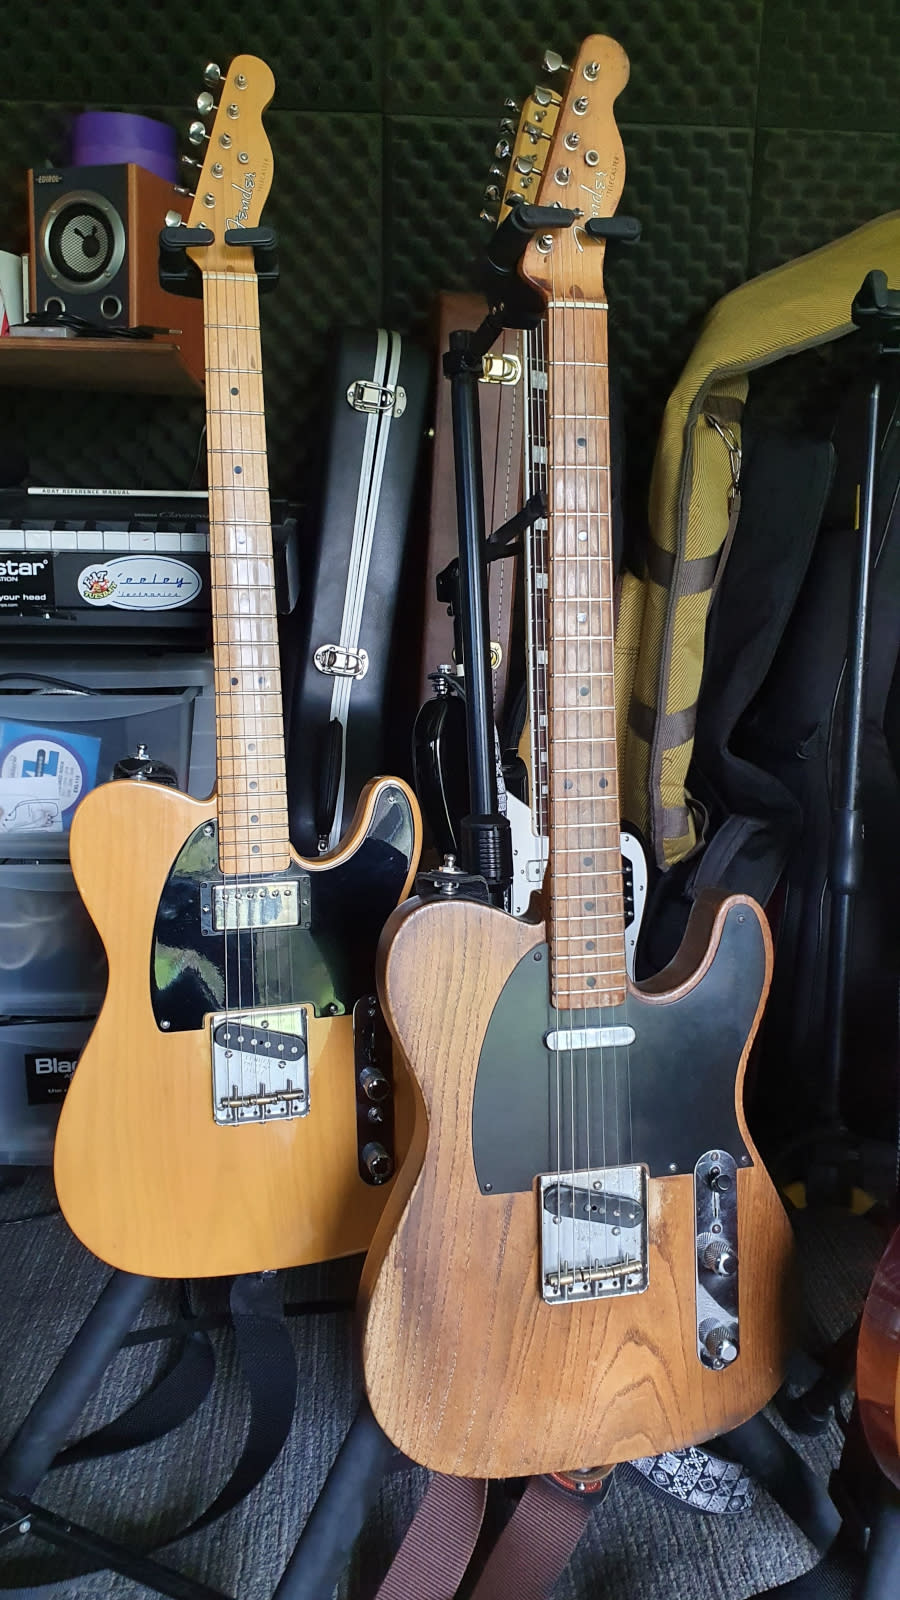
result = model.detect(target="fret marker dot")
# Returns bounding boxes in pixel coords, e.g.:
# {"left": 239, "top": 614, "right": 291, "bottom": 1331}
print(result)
{"left": 234, "top": 465, "right": 242, "bottom": 475}
{"left": 587, "top": 977, "right": 597, "bottom": 989}
{"left": 580, "top": 686, "right": 589, "bottom": 696}
{"left": 231, "top": 676, "right": 238, "bottom": 685}
{"left": 249, "top": 781, "right": 258, "bottom": 790}
{"left": 231, "top": 386, "right": 238, "bottom": 395}
{"left": 578, "top": 531, "right": 588, "bottom": 541}
{"left": 564, "top": 779, "right": 573, "bottom": 790}
{"left": 584, "top": 900, "right": 595, "bottom": 910}
{"left": 583, "top": 857, "right": 594, "bottom": 867}
{"left": 248, "top": 742, "right": 256, "bottom": 752}
{"left": 252, "top": 844, "right": 260, "bottom": 854}
{"left": 586, "top": 940, "right": 595, "bottom": 951}
{"left": 250, "top": 814, "right": 259, "bottom": 823}
{"left": 577, "top": 612, "right": 587, "bottom": 623}
{"left": 599, "top": 777, "right": 608, "bottom": 789}
{"left": 577, "top": 436, "right": 587, "bottom": 448}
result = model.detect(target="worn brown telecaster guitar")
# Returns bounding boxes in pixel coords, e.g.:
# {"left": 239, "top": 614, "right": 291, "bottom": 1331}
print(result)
{"left": 54, "top": 55, "right": 421, "bottom": 1280}
{"left": 360, "top": 35, "right": 792, "bottom": 1479}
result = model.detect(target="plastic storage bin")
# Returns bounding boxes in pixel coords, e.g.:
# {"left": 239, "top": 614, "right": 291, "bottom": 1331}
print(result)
{"left": 0, "top": 1017, "right": 94, "bottom": 1164}
{"left": 0, "top": 653, "right": 215, "bottom": 859}
{"left": 0, "top": 863, "right": 107, "bottom": 1018}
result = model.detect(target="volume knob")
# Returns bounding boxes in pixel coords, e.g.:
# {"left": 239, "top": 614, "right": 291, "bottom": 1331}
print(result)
{"left": 359, "top": 1066, "right": 391, "bottom": 1104}
{"left": 699, "top": 1235, "right": 738, "bottom": 1276}
{"left": 699, "top": 1317, "right": 739, "bottom": 1368}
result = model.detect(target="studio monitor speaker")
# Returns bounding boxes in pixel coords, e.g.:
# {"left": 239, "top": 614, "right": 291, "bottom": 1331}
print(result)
{"left": 27, "top": 163, "right": 203, "bottom": 376}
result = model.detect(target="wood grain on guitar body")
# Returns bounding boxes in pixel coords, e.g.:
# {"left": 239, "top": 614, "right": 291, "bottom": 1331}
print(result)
{"left": 52, "top": 56, "right": 421, "bottom": 1280}
{"left": 360, "top": 35, "right": 793, "bottom": 1480}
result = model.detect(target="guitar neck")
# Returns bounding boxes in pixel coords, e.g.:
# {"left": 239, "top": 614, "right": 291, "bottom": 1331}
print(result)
{"left": 546, "top": 301, "right": 626, "bottom": 1010}
{"left": 523, "top": 322, "right": 550, "bottom": 840}
{"left": 204, "top": 270, "right": 290, "bottom": 876}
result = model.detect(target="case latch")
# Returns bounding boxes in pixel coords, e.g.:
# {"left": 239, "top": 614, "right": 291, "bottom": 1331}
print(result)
{"left": 313, "top": 643, "right": 370, "bottom": 679}
{"left": 346, "top": 379, "right": 407, "bottom": 417}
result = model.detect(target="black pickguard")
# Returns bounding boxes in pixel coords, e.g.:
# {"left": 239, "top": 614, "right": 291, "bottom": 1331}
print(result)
{"left": 472, "top": 904, "right": 764, "bottom": 1191}
{"left": 150, "top": 784, "right": 415, "bottom": 1031}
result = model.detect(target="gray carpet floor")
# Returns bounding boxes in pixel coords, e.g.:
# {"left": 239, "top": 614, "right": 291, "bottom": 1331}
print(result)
{"left": 0, "top": 1168, "right": 886, "bottom": 1600}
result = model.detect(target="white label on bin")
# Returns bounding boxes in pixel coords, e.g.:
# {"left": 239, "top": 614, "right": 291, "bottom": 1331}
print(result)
{"left": 77, "top": 556, "right": 202, "bottom": 611}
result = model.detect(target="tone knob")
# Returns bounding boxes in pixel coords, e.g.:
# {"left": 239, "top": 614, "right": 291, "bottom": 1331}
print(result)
{"left": 359, "top": 1066, "right": 391, "bottom": 1104}
{"left": 699, "top": 1318, "right": 739, "bottom": 1368}
{"left": 362, "top": 1141, "right": 393, "bottom": 1183}
{"left": 700, "top": 1237, "right": 738, "bottom": 1276}
{"left": 188, "top": 121, "right": 209, "bottom": 146}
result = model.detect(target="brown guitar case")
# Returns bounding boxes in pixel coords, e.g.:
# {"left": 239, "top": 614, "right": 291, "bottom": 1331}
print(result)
{"left": 418, "top": 292, "right": 523, "bottom": 725}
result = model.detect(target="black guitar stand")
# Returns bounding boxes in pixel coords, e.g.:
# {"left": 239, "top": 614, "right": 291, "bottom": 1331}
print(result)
{"left": 796, "top": 269, "right": 900, "bottom": 1208}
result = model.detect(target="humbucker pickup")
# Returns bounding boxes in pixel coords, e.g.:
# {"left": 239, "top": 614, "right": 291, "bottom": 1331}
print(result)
{"left": 200, "top": 876, "right": 311, "bottom": 934}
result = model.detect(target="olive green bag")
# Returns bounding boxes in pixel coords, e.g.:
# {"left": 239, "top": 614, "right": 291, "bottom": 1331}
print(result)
{"left": 615, "top": 212, "right": 900, "bottom": 870}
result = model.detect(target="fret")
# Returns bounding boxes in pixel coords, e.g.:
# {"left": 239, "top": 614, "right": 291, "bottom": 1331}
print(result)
{"left": 202, "top": 272, "right": 292, "bottom": 876}
{"left": 544, "top": 296, "right": 627, "bottom": 1006}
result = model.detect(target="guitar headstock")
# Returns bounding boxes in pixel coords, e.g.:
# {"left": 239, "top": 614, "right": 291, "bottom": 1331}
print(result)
{"left": 521, "top": 36, "right": 630, "bottom": 302}
{"left": 482, "top": 83, "right": 562, "bottom": 226}
{"left": 182, "top": 54, "right": 275, "bottom": 273}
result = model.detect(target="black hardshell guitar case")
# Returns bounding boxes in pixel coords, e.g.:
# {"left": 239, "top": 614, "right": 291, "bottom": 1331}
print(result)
{"left": 285, "top": 329, "right": 429, "bottom": 856}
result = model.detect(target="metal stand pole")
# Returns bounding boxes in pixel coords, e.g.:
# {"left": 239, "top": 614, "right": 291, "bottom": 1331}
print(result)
{"left": 0, "top": 1269, "right": 154, "bottom": 1497}
{"left": 272, "top": 1397, "right": 396, "bottom": 1599}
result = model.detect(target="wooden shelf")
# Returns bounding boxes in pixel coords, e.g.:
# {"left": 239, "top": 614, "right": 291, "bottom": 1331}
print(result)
{"left": 0, "top": 335, "right": 203, "bottom": 396}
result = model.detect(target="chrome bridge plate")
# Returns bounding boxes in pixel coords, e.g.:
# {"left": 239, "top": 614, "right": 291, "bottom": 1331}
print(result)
{"left": 539, "top": 1165, "right": 649, "bottom": 1304}
{"left": 200, "top": 878, "right": 311, "bottom": 934}
{"left": 210, "top": 1004, "right": 309, "bottom": 1125}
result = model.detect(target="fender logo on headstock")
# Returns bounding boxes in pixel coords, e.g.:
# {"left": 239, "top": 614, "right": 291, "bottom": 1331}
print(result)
{"left": 226, "top": 170, "right": 256, "bottom": 229}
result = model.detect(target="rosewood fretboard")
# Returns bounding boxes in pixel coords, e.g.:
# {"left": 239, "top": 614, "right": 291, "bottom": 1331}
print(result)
{"left": 545, "top": 300, "right": 626, "bottom": 1010}
{"left": 203, "top": 269, "right": 290, "bottom": 877}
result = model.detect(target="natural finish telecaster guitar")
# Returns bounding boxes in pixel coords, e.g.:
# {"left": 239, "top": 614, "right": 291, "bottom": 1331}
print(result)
{"left": 54, "top": 55, "right": 421, "bottom": 1280}
{"left": 360, "top": 35, "right": 792, "bottom": 1479}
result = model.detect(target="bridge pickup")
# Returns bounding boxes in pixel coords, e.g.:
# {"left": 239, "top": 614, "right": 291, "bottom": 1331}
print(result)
{"left": 540, "top": 1165, "right": 649, "bottom": 1305}
{"left": 201, "top": 877, "right": 311, "bottom": 935}
{"left": 210, "top": 1005, "right": 309, "bottom": 1125}
{"left": 541, "top": 1183, "right": 643, "bottom": 1228}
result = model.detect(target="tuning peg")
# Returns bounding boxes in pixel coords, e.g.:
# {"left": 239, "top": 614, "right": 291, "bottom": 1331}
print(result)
{"left": 164, "top": 209, "right": 185, "bottom": 227}
{"left": 494, "top": 136, "right": 511, "bottom": 160}
{"left": 479, "top": 207, "right": 498, "bottom": 225}
{"left": 180, "top": 153, "right": 202, "bottom": 172}
{"left": 484, "top": 183, "right": 501, "bottom": 203}
{"left": 542, "top": 49, "right": 571, "bottom": 74}
{"left": 513, "top": 154, "right": 538, "bottom": 175}
{"left": 188, "top": 120, "right": 209, "bottom": 145}
{"left": 488, "top": 163, "right": 504, "bottom": 180}
{"left": 196, "top": 91, "right": 216, "bottom": 115}
{"left": 533, "top": 85, "right": 561, "bottom": 107}
{"left": 497, "top": 116, "right": 516, "bottom": 136}
{"left": 203, "top": 62, "right": 223, "bottom": 87}
{"left": 173, "top": 185, "right": 195, "bottom": 198}
{"left": 503, "top": 97, "right": 520, "bottom": 114}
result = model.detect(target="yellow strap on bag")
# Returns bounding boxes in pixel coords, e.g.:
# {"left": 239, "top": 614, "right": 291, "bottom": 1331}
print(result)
{"left": 616, "top": 211, "right": 900, "bottom": 869}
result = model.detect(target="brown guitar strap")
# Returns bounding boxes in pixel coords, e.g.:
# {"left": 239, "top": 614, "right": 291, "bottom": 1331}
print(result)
{"left": 373, "top": 1470, "right": 604, "bottom": 1600}
{"left": 468, "top": 1475, "right": 604, "bottom": 1600}
{"left": 373, "top": 1474, "right": 488, "bottom": 1599}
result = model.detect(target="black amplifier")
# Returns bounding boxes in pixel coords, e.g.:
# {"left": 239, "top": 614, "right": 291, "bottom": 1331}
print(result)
{"left": 0, "top": 488, "right": 299, "bottom": 645}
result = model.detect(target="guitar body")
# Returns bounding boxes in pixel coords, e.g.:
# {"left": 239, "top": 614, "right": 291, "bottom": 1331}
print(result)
{"left": 55, "top": 774, "right": 419, "bottom": 1278}
{"left": 360, "top": 891, "right": 793, "bottom": 1478}
{"left": 859, "top": 1225, "right": 900, "bottom": 1489}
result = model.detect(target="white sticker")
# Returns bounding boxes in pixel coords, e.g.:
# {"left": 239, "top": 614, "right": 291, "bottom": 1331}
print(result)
{"left": 77, "top": 556, "right": 202, "bottom": 611}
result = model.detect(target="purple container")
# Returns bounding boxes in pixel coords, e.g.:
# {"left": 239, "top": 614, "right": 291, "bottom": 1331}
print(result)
{"left": 71, "top": 112, "right": 177, "bottom": 183}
